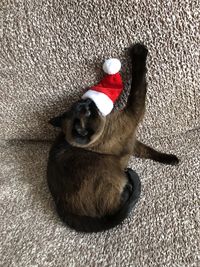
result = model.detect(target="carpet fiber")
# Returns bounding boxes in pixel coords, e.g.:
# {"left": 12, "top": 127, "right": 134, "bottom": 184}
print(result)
{"left": 0, "top": 129, "right": 199, "bottom": 266}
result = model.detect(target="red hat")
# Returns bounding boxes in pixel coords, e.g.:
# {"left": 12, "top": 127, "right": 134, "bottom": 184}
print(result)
{"left": 82, "top": 58, "right": 123, "bottom": 116}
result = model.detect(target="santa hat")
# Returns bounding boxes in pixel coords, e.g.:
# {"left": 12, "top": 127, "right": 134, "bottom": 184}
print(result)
{"left": 82, "top": 58, "right": 123, "bottom": 116}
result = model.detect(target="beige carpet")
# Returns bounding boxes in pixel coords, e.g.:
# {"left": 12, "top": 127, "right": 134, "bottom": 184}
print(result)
{"left": 0, "top": 0, "right": 200, "bottom": 266}
{"left": 0, "top": 129, "right": 199, "bottom": 267}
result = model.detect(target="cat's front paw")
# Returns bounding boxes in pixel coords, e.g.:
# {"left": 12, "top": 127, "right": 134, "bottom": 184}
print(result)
{"left": 130, "top": 43, "right": 148, "bottom": 63}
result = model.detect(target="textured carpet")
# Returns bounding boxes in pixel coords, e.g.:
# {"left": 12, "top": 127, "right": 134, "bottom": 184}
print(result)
{"left": 0, "top": 129, "right": 199, "bottom": 267}
{"left": 0, "top": 0, "right": 199, "bottom": 140}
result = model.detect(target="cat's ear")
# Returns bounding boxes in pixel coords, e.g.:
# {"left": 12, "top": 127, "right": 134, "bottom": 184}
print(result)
{"left": 49, "top": 111, "right": 70, "bottom": 128}
{"left": 49, "top": 114, "right": 64, "bottom": 128}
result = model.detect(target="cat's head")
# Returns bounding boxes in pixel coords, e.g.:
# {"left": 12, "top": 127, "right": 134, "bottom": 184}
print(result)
{"left": 49, "top": 98, "right": 106, "bottom": 147}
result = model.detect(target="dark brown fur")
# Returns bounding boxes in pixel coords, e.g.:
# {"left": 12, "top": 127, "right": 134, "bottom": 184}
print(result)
{"left": 47, "top": 44, "right": 179, "bottom": 232}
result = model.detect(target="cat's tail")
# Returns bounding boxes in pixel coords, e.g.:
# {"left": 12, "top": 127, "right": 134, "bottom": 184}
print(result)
{"left": 56, "top": 168, "right": 141, "bottom": 233}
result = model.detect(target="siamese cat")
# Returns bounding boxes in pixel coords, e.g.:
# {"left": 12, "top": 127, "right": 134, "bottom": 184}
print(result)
{"left": 47, "top": 44, "right": 179, "bottom": 232}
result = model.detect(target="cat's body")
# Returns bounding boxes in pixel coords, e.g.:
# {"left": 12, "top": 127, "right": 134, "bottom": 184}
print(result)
{"left": 47, "top": 44, "right": 179, "bottom": 232}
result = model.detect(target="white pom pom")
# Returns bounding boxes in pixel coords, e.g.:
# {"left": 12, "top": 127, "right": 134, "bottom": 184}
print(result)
{"left": 103, "top": 58, "right": 121, "bottom": 75}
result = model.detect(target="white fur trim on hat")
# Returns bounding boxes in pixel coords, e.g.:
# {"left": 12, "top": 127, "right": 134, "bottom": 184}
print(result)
{"left": 82, "top": 89, "right": 113, "bottom": 116}
{"left": 103, "top": 58, "right": 121, "bottom": 75}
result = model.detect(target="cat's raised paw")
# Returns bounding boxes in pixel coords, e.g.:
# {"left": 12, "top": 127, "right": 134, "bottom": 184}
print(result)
{"left": 130, "top": 43, "right": 148, "bottom": 62}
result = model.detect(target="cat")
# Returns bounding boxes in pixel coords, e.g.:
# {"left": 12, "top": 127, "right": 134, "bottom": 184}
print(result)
{"left": 47, "top": 43, "right": 179, "bottom": 232}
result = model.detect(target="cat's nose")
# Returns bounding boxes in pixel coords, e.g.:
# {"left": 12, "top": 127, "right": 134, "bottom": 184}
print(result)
{"left": 84, "top": 109, "right": 91, "bottom": 117}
